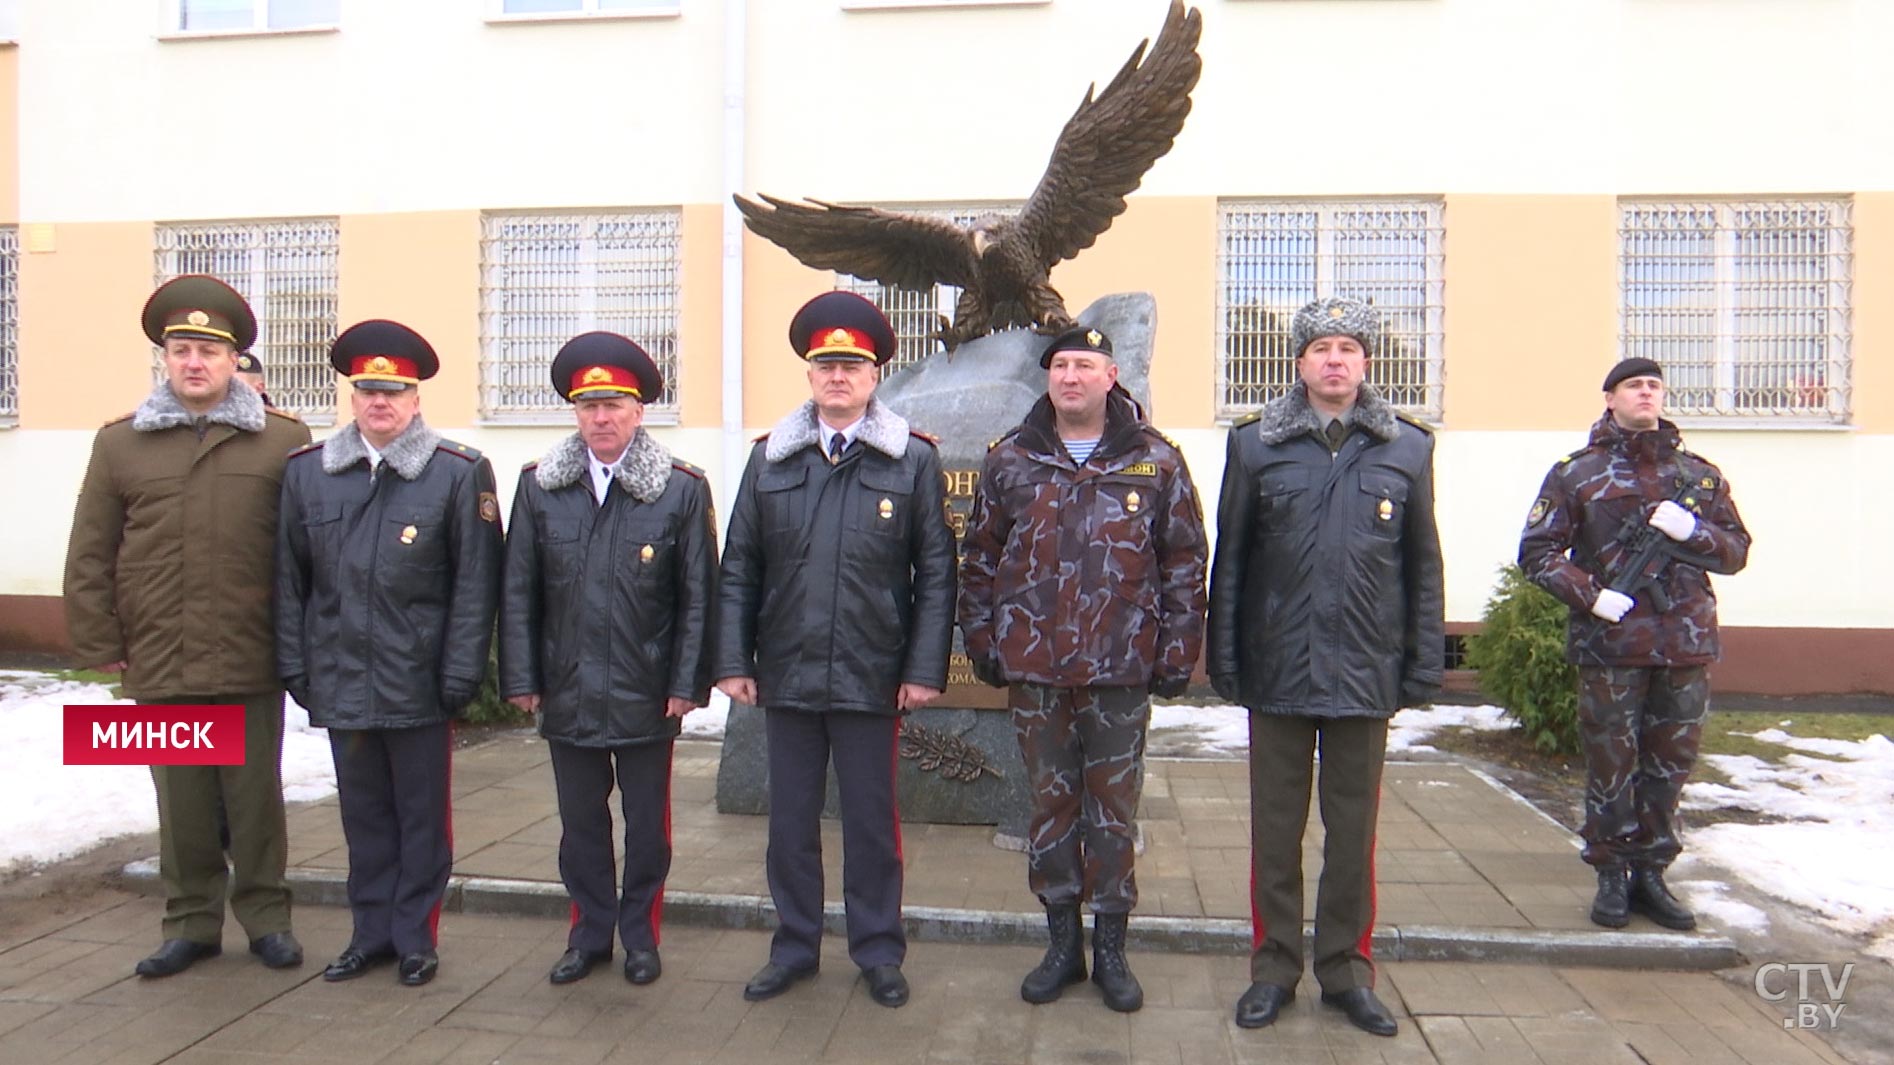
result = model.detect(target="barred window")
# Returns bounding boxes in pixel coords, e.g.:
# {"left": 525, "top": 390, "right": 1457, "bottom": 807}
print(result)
{"left": 173, "top": 0, "right": 338, "bottom": 32}
{"left": 154, "top": 219, "right": 340, "bottom": 423}
{"left": 0, "top": 226, "right": 17, "bottom": 423}
{"left": 1619, "top": 199, "right": 1851, "bottom": 422}
{"left": 834, "top": 203, "right": 1019, "bottom": 376}
{"left": 1217, "top": 200, "right": 1444, "bottom": 419}
{"left": 480, "top": 210, "right": 681, "bottom": 421}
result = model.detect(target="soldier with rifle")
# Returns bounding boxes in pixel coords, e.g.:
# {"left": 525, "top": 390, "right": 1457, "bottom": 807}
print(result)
{"left": 1518, "top": 358, "right": 1750, "bottom": 932}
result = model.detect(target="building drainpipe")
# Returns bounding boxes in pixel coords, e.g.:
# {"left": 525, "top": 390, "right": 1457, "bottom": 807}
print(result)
{"left": 719, "top": 0, "right": 748, "bottom": 518}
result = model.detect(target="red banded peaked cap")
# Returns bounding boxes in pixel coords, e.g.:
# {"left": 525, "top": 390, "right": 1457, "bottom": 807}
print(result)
{"left": 330, "top": 319, "right": 439, "bottom": 392}
{"left": 789, "top": 290, "right": 897, "bottom": 365}
{"left": 550, "top": 331, "right": 663, "bottom": 402}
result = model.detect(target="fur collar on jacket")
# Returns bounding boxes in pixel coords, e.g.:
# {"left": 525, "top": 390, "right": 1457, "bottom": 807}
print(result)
{"left": 1254, "top": 381, "right": 1400, "bottom": 446}
{"left": 533, "top": 428, "right": 672, "bottom": 503}
{"left": 131, "top": 378, "right": 267, "bottom": 434}
{"left": 764, "top": 396, "right": 910, "bottom": 464}
{"left": 321, "top": 415, "right": 442, "bottom": 479}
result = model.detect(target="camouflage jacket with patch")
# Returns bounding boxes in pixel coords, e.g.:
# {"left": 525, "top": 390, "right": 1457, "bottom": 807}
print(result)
{"left": 1518, "top": 414, "right": 1750, "bottom": 668}
{"left": 958, "top": 389, "right": 1209, "bottom": 689}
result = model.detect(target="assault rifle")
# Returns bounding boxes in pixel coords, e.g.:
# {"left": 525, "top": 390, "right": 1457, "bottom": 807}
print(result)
{"left": 1600, "top": 480, "right": 1717, "bottom": 615}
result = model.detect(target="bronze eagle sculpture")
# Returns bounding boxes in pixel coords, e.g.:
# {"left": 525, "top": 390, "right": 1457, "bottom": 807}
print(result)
{"left": 735, "top": 1, "right": 1203, "bottom": 350}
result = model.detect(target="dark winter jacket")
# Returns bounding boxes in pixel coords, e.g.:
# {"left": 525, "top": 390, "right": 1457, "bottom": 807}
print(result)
{"left": 712, "top": 397, "right": 957, "bottom": 714}
{"left": 499, "top": 429, "right": 718, "bottom": 747}
{"left": 1518, "top": 414, "right": 1749, "bottom": 667}
{"left": 1207, "top": 382, "right": 1445, "bottom": 718}
{"left": 275, "top": 416, "right": 503, "bottom": 729}
{"left": 65, "top": 380, "right": 310, "bottom": 699}
{"left": 958, "top": 389, "right": 1207, "bottom": 690}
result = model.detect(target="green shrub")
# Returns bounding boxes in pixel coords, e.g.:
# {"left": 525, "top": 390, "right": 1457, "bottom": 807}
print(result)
{"left": 461, "top": 639, "right": 533, "bottom": 728}
{"left": 1465, "top": 565, "right": 1581, "bottom": 755}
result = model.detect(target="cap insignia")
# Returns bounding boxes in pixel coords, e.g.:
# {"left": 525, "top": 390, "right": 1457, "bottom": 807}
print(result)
{"left": 365, "top": 356, "right": 395, "bottom": 375}
{"left": 1328, "top": 305, "right": 1345, "bottom": 319}
{"left": 582, "top": 366, "right": 613, "bottom": 384}
{"left": 186, "top": 310, "right": 211, "bottom": 326}
{"left": 1085, "top": 330, "right": 1102, "bottom": 347}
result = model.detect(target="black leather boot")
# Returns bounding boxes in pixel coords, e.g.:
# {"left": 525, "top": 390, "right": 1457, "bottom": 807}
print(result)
{"left": 1089, "top": 912, "right": 1143, "bottom": 1013}
{"left": 1630, "top": 866, "right": 1697, "bottom": 930}
{"left": 1020, "top": 903, "right": 1087, "bottom": 1003}
{"left": 1590, "top": 865, "right": 1630, "bottom": 928}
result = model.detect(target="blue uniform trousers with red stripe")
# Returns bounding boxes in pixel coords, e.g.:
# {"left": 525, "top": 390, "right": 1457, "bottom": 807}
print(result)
{"left": 763, "top": 708, "right": 905, "bottom": 972}
{"left": 1247, "top": 713, "right": 1387, "bottom": 993}
{"left": 548, "top": 738, "right": 674, "bottom": 955}
{"left": 328, "top": 722, "right": 453, "bottom": 957}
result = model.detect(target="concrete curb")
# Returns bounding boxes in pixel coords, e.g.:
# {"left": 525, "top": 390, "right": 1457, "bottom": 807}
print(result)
{"left": 120, "top": 859, "right": 1741, "bottom": 971}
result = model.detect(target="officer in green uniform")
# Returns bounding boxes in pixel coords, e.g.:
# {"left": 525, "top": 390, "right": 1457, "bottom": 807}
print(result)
{"left": 65, "top": 276, "right": 312, "bottom": 977}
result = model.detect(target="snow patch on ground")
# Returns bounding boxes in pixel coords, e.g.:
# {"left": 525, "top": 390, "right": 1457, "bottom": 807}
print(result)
{"left": 1670, "top": 877, "right": 1772, "bottom": 933}
{"left": 680, "top": 689, "right": 731, "bottom": 740}
{"left": 1387, "top": 703, "right": 1514, "bottom": 753}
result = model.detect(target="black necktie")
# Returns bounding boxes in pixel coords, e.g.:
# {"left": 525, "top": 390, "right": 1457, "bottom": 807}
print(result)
{"left": 829, "top": 432, "right": 846, "bottom": 463}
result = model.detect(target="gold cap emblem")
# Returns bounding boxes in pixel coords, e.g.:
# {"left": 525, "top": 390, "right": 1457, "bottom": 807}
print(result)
{"left": 186, "top": 310, "right": 211, "bottom": 327}
{"left": 399, "top": 524, "right": 418, "bottom": 544}
{"left": 1377, "top": 499, "right": 1393, "bottom": 521}
{"left": 1328, "top": 305, "right": 1345, "bottom": 319}
{"left": 1126, "top": 490, "right": 1142, "bottom": 514}
{"left": 826, "top": 328, "right": 854, "bottom": 347}
{"left": 1085, "top": 330, "right": 1103, "bottom": 347}
{"left": 1701, "top": 476, "right": 1715, "bottom": 489}
{"left": 639, "top": 544, "right": 655, "bottom": 563}
{"left": 878, "top": 497, "right": 894, "bottom": 520}
{"left": 582, "top": 366, "right": 613, "bottom": 384}
{"left": 365, "top": 355, "right": 395, "bottom": 375}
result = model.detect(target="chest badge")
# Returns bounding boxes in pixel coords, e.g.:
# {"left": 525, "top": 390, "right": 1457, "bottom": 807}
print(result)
{"left": 1377, "top": 499, "right": 1393, "bottom": 521}
{"left": 1125, "top": 490, "right": 1142, "bottom": 514}
{"left": 878, "top": 497, "right": 894, "bottom": 520}
{"left": 639, "top": 544, "right": 655, "bottom": 563}
{"left": 399, "top": 524, "right": 418, "bottom": 544}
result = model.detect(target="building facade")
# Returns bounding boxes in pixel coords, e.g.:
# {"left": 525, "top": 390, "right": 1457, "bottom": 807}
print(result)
{"left": 1, "top": 0, "right": 1890, "bottom": 693}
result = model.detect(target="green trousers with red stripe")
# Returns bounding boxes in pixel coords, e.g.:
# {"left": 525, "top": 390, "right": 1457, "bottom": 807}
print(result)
{"left": 1246, "top": 713, "right": 1388, "bottom": 993}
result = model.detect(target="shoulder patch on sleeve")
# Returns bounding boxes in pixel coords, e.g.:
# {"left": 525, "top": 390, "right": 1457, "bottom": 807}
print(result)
{"left": 671, "top": 460, "right": 706, "bottom": 480}
{"left": 478, "top": 491, "right": 501, "bottom": 523}
{"left": 1527, "top": 496, "right": 1553, "bottom": 527}
{"left": 436, "top": 441, "right": 482, "bottom": 462}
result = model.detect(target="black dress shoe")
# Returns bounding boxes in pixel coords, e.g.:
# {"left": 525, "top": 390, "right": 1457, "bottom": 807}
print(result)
{"left": 134, "top": 938, "right": 221, "bottom": 978}
{"left": 623, "top": 949, "right": 662, "bottom": 985}
{"left": 863, "top": 965, "right": 909, "bottom": 1008}
{"left": 742, "top": 961, "right": 818, "bottom": 1002}
{"left": 1234, "top": 983, "right": 1295, "bottom": 1029}
{"left": 322, "top": 947, "right": 395, "bottom": 982}
{"left": 549, "top": 948, "right": 610, "bottom": 985}
{"left": 1320, "top": 987, "right": 1398, "bottom": 1037}
{"left": 248, "top": 931, "right": 304, "bottom": 969}
{"left": 398, "top": 951, "right": 439, "bottom": 987}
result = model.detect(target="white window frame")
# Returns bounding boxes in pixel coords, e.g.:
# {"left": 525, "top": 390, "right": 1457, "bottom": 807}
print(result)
{"left": 832, "top": 202, "right": 1019, "bottom": 377}
{"left": 1216, "top": 198, "right": 1445, "bottom": 421}
{"left": 0, "top": 0, "right": 19, "bottom": 44}
{"left": 154, "top": 218, "right": 342, "bottom": 425}
{"left": 162, "top": 0, "right": 340, "bottom": 37}
{"left": 0, "top": 226, "right": 17, "bottom": 425}
{"left": 487, "top": 0, "right": 680, "bottom": 24}
{"left": 841, "top": 0, "right": 1048, "bottom": 11}
{"left": 1618, "top": 198, "right": 1852, "bottom": 426}
{"left": 479, "top": 209, "right": 683, "bottom": 425}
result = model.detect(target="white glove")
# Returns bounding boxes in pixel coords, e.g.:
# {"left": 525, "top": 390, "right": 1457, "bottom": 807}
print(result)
{"left": 1648, "top": 500, "right": 1697, "bottom": 542}
{"left": 1591, "top": 589, "right": 1634, "bottom": 623}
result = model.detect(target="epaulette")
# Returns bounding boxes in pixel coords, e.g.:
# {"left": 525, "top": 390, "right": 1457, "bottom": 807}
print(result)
{"left": 436, "top": 441, "right": 482, "bottom": 462}
{"left": 908, "top": 428, "right": 940, "bottom": 446}
{"left": 1395, "top": 413, "right": 1435, "bottom": 435}
{"left": 287, "top": 442, "right": 323, "bottom": 460}
{"left": 1143, "top": 425, "right": 1181, "bottom": 449}
{"left": 752, "top": 431, "right": 770, "bottom": 444}
{"left": 521, "top": 460, "right": 540, "bottom": 471}
{"left": 1556, "top": 446, "right": 1591, "bottom": 467}
{"left": 1230, "top": 410, "right": 1263, "bottom": 429}
{"left": 263, "top": 407, "right": 302, "bottom": 423}
{"left": 101, "top": 412, "right": 134, "bottom": 428}
{"left": 987, "top": 426, "right": 1023, "bottom": 451}
{"left": 671, "top": 460, "right": 706, "bottom": 480}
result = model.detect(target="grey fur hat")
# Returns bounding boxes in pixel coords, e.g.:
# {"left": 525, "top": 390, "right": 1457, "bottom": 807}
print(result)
{"left": 1289, "top": 296, "right": 1380, "bottom": 358}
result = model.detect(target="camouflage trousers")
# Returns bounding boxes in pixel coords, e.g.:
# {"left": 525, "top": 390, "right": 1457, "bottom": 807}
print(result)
{"left": 1576, "top": 665, "right": 1710, "bottom": 870}
{"left": 1009, "top": 683, "right": 1151, "bottom": 914}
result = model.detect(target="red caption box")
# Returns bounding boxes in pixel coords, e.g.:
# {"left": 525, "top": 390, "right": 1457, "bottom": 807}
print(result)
{"left": 63, "top": 705, "right": 247, "bottom": 766}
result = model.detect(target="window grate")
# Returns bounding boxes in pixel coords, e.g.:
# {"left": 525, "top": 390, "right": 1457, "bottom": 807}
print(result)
{"left": 834, "top": 203, "right": 1019, "bottom": 375}
{"left": 480, "top": 210, "right": 682, "bottom": 420}
{"left": 1619, "top": 199, "right": 1851, "bottom": 422}
{"left": 154, "top": 219, "right": 340, "bottom": 422}
{"left": 0, "top": 227, "right": 16, "bottom": 421}
{"left": 1217, "top": 200, "right": 1444, "bottom": 419}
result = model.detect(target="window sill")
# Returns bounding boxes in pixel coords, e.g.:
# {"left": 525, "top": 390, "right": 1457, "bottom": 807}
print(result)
{"left": 157, "top": 25, "right": 338, "bottom": 43}
{"left": 1668, "top": 417, "right": 1854, "bottom": 433}
{"left": 486, "top": 8, "right": 680, "bottom": 26}
{"left": 478, "top": 408, "right": 681, "bottom": 428}
{"left": 842, "top": 0, "right": 1048, "bottom": 10}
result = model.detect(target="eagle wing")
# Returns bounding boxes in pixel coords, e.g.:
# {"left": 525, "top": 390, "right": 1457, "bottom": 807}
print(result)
{"left": 733, "top": 194, "right": 982, "bottom": 291}
{"left": 1011, "top": 0, "right": 1203, "bottom": 270}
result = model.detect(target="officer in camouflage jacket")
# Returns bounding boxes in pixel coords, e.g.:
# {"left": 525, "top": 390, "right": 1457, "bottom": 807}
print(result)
{"left": 1519, "top": 357, "right": 1750, "bottom": 933}
{"left": 959, "top": 325, "right": 1208, "bottom": 1014}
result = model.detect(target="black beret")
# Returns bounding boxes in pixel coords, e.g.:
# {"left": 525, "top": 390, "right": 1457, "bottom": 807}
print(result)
{"left": 1039, "top": 325, "right": 1114, "bottom": 369}
{"left": 550, "top": 331, "right": 663, "bottom": 403}
{"left": 789, "top": 290, "right": 898, "bottom": 365}
{"left": 330, "top": 320, "right": 439, "bottom": 392}
{"left": 235, "top": 351, "right": 264, "bottom": 374}
{"left": 1603, "top": 358, "right": 1663, "bottom": 392}
{"left": 143, "top": 275, "right": 258, "bottom": 350}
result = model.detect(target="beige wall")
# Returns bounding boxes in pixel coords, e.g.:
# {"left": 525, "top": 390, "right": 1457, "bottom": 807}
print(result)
{"left": 18, "top": 221, "right": 154, "bottom": 429}
{"left": 0, "top": 46, "right": 16, "bottom": 223}
{"left": 1853, "top": 192, "right": 1893, "bottom": 435}
{"left": 338, "top": 211, "right": 483, "bottom": 428}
